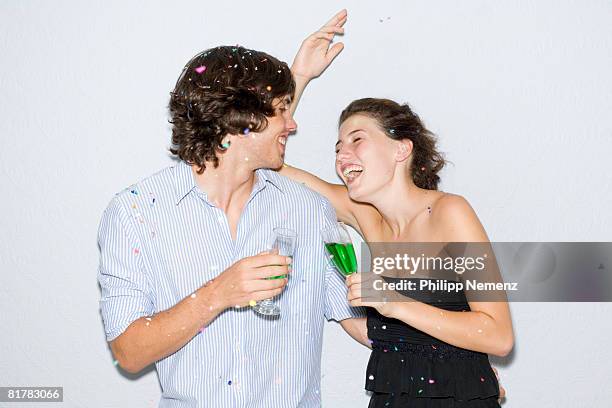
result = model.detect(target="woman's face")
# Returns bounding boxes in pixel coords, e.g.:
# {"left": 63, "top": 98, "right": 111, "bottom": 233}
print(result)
{"left": 336, "top": 114, "right": 401, "bottom": 202}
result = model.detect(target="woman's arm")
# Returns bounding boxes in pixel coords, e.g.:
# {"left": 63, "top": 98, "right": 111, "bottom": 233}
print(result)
{"left": 283, "top": 10, "right": 382, "bottom": 231}
{"left": 289, "top": 9, "right": 347, "bottom": 115}
{"left": 347, "top": 195, "right": 514, "bottom": 357}
{"left": 340, "top": 317, "right": 371, "bottom": 348}
{"left": 280, "top": 164, "right": 358, "bottom": 225}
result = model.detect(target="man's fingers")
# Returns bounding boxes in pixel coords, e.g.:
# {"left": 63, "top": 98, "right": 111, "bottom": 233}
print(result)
{"left": 250, "top": 276, "right": 288, "bottom": 292}
{"left": 322, "top": 9, "right": 347, "bottom": 29}
{"left": 255, "top": 286, "right": 285, "bottom": 301}
{"left": 248, "top": 253, "right": 291, "bottom": 268}
{"left": 254, "top": 265, "right": 290, "bottom": 279}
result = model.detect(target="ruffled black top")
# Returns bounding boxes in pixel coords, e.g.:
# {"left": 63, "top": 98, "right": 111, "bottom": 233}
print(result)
{"left": 365, "top": 278, "right": 500, "bottom": 402}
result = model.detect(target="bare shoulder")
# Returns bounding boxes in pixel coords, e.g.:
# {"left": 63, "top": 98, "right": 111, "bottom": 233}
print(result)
{"left": 429, "top": 193, "right": 488, "bottom": 242}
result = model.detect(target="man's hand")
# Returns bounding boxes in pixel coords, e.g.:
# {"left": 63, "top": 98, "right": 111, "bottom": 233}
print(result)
{"left": 291, "top": 9, "right": 347, "bottom": 82}
{"left": 210, "top": 252, "right": 292, "bottom": 310}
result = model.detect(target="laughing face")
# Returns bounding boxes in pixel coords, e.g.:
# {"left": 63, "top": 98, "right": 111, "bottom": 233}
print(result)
{"left": 237, "top": 95, "right": 296, "bottom": 170}
{"left": 336, "top": 114, "right": 403, "bottom": 202}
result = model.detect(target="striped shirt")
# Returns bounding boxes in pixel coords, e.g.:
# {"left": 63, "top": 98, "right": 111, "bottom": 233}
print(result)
{"left": 97, "top": 161, "right": 364, "bottom": 407}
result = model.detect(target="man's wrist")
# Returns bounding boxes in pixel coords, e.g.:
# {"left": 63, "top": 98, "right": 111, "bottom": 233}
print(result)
{"left": 195, "top": 278, "right": 225, "bottom": 316}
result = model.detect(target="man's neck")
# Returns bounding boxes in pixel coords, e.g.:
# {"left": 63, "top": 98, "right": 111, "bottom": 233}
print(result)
{"left": 191, "top": 161, "right": 257, "bottom": 214}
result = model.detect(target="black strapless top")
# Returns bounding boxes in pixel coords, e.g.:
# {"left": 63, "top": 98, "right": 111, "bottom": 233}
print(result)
{"left": 365, "top": 277, "right": 500, "bottom": 402}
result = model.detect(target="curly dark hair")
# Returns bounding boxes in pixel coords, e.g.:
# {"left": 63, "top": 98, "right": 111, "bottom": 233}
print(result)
{"left": 168, "top": 46, "right": 295, "bottom": 173}
{"left": 339, "top": 98, "right": 446, "bottom": 190}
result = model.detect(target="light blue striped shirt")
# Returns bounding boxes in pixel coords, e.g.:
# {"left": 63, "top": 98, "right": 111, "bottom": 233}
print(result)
{"left": 98, "top": 161, "right": 363, "bottom": 407}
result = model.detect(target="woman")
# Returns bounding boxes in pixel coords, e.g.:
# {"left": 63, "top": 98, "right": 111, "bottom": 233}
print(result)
{"left": 287, "top": 11, "right": 513, "bottom": 407}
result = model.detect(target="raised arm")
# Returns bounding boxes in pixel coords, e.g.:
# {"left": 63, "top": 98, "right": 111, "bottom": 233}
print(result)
{"left": 290, "top": 9, "right": 347, "bottom": 115}
{"left": 282, "top": 10, "right": 381, "bottom": 231}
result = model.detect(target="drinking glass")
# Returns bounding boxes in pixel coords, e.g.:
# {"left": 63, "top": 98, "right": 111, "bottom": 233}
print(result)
{"left": 321, "top": 222, "right": 357, "bottom": 277}
{"left": 252, "top": 227, "right": 296, "bottom": 316}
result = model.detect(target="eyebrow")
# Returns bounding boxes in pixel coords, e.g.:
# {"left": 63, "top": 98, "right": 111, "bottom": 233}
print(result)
{"left": 336, "top": 129, "right": 366, "bottom": 147}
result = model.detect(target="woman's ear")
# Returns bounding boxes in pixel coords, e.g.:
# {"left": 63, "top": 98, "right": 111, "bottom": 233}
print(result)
{"left": 395, "top": 140, "right": 413, "bottom": 162}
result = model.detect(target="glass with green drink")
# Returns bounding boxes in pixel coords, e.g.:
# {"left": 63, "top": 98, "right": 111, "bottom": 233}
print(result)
{"left": 252, "top": 227, "right": 296, "bottom": 316}
{"left": 322, "top": 222, "right": 357, "bottom": 276}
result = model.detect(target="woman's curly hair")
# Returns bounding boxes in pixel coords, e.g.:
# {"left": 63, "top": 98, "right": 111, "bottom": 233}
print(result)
{"left": 169, "top": 46, "right": 295, "bottom": 173}
{"left": 339, "top": 98, "right": 446, "bottom": 190}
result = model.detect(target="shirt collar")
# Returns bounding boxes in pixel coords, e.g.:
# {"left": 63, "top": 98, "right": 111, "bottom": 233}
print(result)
{"left": 255, "top": 168, "right": 285, "bottom": 195}
{"left": 174, "top": 161, "right": 198, "bottom": 205}
{"left": 174, "top": 162, "right": 285, "bottom": 206}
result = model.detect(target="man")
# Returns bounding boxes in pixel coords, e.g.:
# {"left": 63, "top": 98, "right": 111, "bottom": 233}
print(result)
{"left": 98, "top": 11, "right": 366, "bottom": 407}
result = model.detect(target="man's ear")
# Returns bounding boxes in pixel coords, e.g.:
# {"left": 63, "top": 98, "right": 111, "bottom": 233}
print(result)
{"left": 396, "top": 140, "right": 413, "bottom": 162}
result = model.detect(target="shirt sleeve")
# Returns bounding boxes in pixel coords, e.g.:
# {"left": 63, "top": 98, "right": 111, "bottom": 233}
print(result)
{"left": 320, "top": 198, "right": 367, "bottom": 321}
{"left": 97, "top": 196, "right": 155, "bottom": 342}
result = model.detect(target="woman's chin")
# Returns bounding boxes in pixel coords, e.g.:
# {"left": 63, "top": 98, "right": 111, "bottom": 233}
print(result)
{"left": 347, "top": 185, "right": 368, "bottom": 203}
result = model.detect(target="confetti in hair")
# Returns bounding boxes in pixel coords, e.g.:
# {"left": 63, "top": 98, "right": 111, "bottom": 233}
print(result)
{"left": 195, "top": 65, "right": 207, "bottom": 74}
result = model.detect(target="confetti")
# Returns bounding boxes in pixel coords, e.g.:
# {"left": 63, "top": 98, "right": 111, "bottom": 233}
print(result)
{"left": 113, "top": 360, "right": 119, "bottom": 366}
{"left": 266, "top": 85, "right": 272, "bottom": 91}
{"left": 382, "top": 325, "right": 387, "bottom": 330}
{"left": 243, "top": 128, "right": 250, "bottom": 135}
{"left": 249, "top": 300, "right": 257, "bottom": 307}
{"left": 368, "top": 375, "right": 375, "bottom": 380}
{"left": 130, "top": 189, "right": 138, "bottom": 195}
{"left": 428, "top": 379, "right": 435, "bottom": 384}
{"left": 480, "top": 377, "right": 485, "bottom": 382}
{"left": 228, "top": 380, "right": 232, "bottom": 385}
{"left": 191, "top": 293, "right": 197, "bottom": 299}
{"left": 195, "top": 65, "right": 207, "bottom": 74}
{"left": 133, "top": 248, "right": 140, "bottom": 255}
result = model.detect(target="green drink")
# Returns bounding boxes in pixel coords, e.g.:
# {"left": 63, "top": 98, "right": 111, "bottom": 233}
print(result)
{"left": 325, "top": 242, "right": 357, "bottom": 276}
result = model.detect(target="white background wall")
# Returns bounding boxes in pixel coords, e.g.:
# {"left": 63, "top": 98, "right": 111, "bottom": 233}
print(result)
{"left": 1, "top": 1, "right": 611, "bottom": 407}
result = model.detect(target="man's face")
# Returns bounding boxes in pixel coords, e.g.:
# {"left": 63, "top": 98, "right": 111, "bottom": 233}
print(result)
{"left": 241, "top": 96, "right": 297, "bottom": 169}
